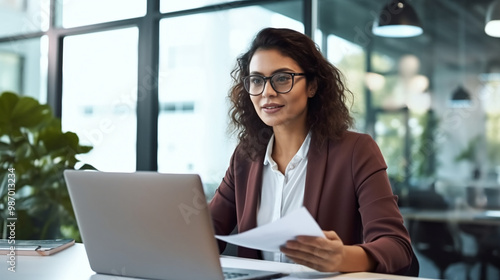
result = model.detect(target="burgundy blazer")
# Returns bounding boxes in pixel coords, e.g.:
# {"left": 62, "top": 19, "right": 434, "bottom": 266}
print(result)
{"left": 209, "top": 131, "right": 413, "bottom": 275}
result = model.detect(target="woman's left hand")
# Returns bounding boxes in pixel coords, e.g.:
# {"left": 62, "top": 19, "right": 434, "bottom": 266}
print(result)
{"left": 280, "top": 230, "right": 345, "bottom": 272}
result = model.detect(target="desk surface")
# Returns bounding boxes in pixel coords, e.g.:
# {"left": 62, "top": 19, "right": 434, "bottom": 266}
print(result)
{"left": 0, "top": 243, "right": 434, "bottom": 280}
{"left": 400, "top": 207, "right": 500, "bottom": 225}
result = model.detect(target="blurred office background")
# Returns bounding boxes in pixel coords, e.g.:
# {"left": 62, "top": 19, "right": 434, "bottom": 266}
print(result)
{"left": 0, "top": 0, "right": 499, "bottom": 279}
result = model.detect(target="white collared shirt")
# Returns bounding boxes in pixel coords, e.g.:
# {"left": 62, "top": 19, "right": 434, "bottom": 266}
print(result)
{"left": 256, "top": 132, "right": 311, "bottom": 262}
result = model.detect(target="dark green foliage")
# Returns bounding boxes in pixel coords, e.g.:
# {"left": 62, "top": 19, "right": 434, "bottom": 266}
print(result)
{"left": 0, "top": 91, "right": 93, "bottom": 241}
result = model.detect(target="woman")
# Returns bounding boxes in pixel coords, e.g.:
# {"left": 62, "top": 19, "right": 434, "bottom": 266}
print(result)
{"left": 209, "top": 27, "right": 415, "bottom": 275}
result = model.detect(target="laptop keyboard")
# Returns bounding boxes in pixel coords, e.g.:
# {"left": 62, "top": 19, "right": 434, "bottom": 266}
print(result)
{"left": 224, "top": 271, "right": 250, "bottom": 279}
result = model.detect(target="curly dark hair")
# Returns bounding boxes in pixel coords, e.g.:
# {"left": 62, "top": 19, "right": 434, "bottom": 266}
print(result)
{"left": 228, "top": 27, "right": 354, "bottom": 159}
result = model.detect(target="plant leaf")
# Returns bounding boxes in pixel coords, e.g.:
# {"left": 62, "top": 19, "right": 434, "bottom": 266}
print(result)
{"left": 0, "top": 91, "right": 20, "bottom": 135}
{"left": 0, "top": 141, "right": 9, "bottom": 152}
{"left": 11, "top": 95, "right": 52, "bottom": 129}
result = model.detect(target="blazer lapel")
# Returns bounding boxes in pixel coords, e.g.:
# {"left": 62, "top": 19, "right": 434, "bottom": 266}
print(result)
{"left": 238, "top": 156, "right": 264, "bottom": 232}
{"left": 303, "top": 137, "right": 328, "bottom": 219}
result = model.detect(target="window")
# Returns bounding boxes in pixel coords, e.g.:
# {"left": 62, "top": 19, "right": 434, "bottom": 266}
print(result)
{"left": 0, "top": 37, "right": 48, "bottom": 102}
{"left": 325, "top": 34, "right": 366, "bottom": 131}
{"left": 161, "top": 0, "right": 234, "bottom": 13}
{"left": 61, "top": 28, "right": 139, "bottom": 172}
{"left": 483, "top": 76, "right": 500, "bottom": 178}
{"left": 56, "top": 0, "right": 146, "bottom": 28}
{"left": 158, "top": 2, "right": 303, "bottom": 195}
{"left": 0, "top": 0, "right": 49, "bottom": 37}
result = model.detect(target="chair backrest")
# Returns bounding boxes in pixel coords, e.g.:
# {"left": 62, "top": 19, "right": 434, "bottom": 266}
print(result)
{"left": 408, "top": 188, "right": 448, "bottom": 210}
{"left": 405, "top": 251, "right": 420, "bottom": 277}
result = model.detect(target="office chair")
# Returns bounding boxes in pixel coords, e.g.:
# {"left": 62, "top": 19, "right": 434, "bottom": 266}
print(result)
{"left": 470, "top": 226, "right": 500, "bottom": 280}
{"left": 486, "top": 240, "right": 500, "bottom": 272}
{"left": 407, "top": 187, "right": 471, "bottom": 279}
{"left": 463, "top": 186, "right": 500, "bottom": 279}
{"left": 405, "top": 251, "right": 420, "bottom": 277}
{"left": 410, "top": 220, "right": 466, "bottom": 279}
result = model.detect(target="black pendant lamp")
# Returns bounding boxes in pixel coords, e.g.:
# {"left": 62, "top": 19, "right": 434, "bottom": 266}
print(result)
{"left": 373, "top": 0, "right": 423, "bottom": 38}
{"left": 450, "top": 86, "right": 471, "bottom": 107}
{"left": 450, "top": 2, "right": 471, "bottom": 108}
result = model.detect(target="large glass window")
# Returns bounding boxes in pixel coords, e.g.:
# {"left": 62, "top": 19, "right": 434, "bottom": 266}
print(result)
{"left": 483, "top": 75, "right": 500, "bottom": 181}
{"left": 158, "top": 2, "right": 303, "bottom": 196}
{"left": 0, "top": 37, "right": 48, "bottom": 102}
{"left": 0, "top": 0, "right": 49, "bottom": 37}
{"left": 325, "top": 34, "right": 366, "bottom": 131}
{"left": 161, "top": 0, "right": 229, "bottom": 13}
{"left": 61, "top": 28, "right": 138, "bottom": 172}
{"left": 56, "top": 0, "right": 146, "bottom": 28}
{"left": 374, "top": 108, "right": 410, "bottom": 182}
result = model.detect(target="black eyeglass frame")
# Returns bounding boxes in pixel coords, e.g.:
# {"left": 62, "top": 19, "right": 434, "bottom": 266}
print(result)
{"left": 243, "top": 72, "right": 306, "bottom": 96}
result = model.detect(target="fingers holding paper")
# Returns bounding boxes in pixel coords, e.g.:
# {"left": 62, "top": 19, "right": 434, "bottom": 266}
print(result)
{"left": 280, "top": 230, "right": 376, "bottom": 273}
{"left": 280, "top": 230, "right": 345, "bottom": 272}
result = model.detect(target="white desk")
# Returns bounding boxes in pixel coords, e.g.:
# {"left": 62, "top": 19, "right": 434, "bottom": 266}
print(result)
{"left": 0, "top": 243, "right": 433, "bottom": 280}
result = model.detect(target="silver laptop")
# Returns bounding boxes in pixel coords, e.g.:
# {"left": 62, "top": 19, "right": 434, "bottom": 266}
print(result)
{"left": 64, "top": 170, "right": 283, "bottom": 280}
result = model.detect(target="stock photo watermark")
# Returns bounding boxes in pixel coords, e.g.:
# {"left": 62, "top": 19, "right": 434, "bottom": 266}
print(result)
{"left": 178, "top": 187, "right": 207, "bottom": 225}
{"left": 5, "top": 167, "right": 17, "bottom": 273}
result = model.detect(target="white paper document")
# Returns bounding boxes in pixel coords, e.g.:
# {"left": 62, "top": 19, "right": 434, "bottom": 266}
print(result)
{"left": 215, "top": 206, "right": 325, "bottom": 252}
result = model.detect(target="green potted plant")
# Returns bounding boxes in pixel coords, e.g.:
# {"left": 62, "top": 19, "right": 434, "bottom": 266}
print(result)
{"left": 0, "top": 91, "right": 93, "bottom": 241}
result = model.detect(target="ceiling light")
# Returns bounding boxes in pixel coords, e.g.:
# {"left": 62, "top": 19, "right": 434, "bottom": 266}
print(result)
{"left": 407, "top": 92, "right": 431, "bottom": 114}
{"left": 373, "top": 0, "right": 423, "bottom": 38}
{"left": 485, "top": 0, "right": 500, "bottom": 37}
{"left": 365, "top": 72, "right": 386, "bottom": 91}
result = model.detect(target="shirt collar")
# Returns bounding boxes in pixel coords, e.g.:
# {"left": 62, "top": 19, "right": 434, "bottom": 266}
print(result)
{"left": 263, "top": 131, "right": 312, "bottom": 165}
{"left": 263, "top": 134, "right": 275, "bottom": 166}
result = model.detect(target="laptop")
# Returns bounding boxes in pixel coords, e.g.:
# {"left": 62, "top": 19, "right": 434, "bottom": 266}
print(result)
{"left": 64, "top": 170, "right": 283, "bottom": 280}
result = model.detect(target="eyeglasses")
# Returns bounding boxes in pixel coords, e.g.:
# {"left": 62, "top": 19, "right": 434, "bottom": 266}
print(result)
{"left": 243, "top": 72, "right": 306, "bottom": 96}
